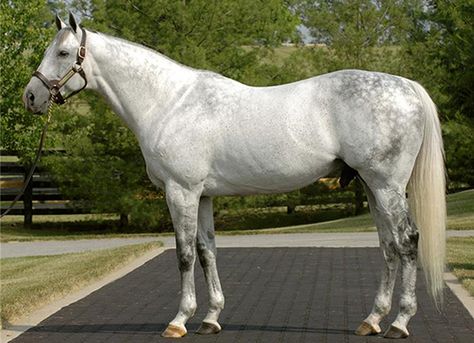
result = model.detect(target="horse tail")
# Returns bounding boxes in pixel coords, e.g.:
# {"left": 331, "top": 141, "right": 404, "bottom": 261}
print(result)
{"left": 407, "top": 80, "right": 446, "bottom": 306}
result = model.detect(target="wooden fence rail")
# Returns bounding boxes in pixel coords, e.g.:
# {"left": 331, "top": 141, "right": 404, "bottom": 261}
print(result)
{"left": 0, "top": 152, "right": 86, "bottom": 227}
{"left": 1, "top": 151, "right": 367, "bottom": 227}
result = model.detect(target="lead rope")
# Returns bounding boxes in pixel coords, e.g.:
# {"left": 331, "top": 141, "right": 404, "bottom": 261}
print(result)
{"left": 0, "top": 100, "right": 55, "bottom": 218}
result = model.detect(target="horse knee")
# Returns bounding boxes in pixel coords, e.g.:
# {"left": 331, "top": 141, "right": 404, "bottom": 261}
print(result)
{"left": 177, "top": 246, "right": 196, "bottom": 271}
{"left": 399, "top": 293, "right": 417, "bottom": 316}
{"left": 197, "top": 245, "right": 216, "bottom": 268}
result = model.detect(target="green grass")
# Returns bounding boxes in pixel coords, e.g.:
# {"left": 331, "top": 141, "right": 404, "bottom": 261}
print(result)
{"left": 0, "top": 213, "right": 161, "bottom": 242}
{"left": 446, "top": 190, "right": 474, "bottom": 215}
{"left": 1, "top": 190, "right": 472, "bottom": 240}
{"left": 447, "top": 236, "right": 474, "bottom": 296}
{"left": 217, "top": 213, "right": 374, "bottom": 235}
{"left": 219, "top": 190, "right": 474, "bottom": 235}
{"left": 0, "top": 241, "right": 162, "bottom": 327}
{"left": 444, "top": 190, "right": 474, "bottom": 231}
{"left": 218, "top": 190, "right": 474, "bottom": 235}
{"left": 0, "top": 226, "right": 160, "bottom": 242}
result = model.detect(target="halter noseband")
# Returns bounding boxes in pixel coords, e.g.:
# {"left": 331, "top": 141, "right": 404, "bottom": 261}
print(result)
{"left": 33, "top": 27, "right": 88, "bottom": 105}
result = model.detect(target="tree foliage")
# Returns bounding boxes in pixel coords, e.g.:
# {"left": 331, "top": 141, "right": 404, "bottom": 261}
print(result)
{"left": 0, "top": 1, "right": 53, "bottom": 164}
{"left": 400, "top": 0, "right": 474, "bottom": 186}
{"left": 301, "top": 0, "right": 424, "bottom": 71}
{"left": 429, "top": 0, "right": 474, "bottom": 120}
{"left": 81, "top": 0, "right": 300, "bottom": 83}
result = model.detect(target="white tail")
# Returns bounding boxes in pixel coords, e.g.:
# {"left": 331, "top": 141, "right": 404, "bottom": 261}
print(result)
{"left": 408, "top": 81, "right": 446, "bottom": 306}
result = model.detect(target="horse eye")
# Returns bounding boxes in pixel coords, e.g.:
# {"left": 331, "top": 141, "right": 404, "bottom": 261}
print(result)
{"left": 58, "top": 50, "right": 69, "bottom": 57}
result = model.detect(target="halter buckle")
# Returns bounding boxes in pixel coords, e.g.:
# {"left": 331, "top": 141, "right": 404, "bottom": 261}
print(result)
{"left": 78, "top": 46, "right": 86, "bottom": 60}
{"left": 72, "top": 64, "right": 82, "bottom": 73}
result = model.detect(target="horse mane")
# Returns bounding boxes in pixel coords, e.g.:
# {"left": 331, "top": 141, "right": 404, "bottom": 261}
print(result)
{"left": 92, "top": 29, "right": 198, "bottom": 72}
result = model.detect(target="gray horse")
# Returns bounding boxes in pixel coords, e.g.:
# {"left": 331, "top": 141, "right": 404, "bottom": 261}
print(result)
{"left": 24, "top": 14, "right": 446, "bottom": 339}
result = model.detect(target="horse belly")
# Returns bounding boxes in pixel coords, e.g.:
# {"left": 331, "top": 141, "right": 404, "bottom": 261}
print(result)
{"left": 203, "top": 126, "right": 338, "bottom": 196}
{"left": 203, "top": 158, "right": 337, "bottom": 196}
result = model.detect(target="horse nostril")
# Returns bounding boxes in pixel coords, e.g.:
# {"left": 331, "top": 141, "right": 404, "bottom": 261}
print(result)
{"left": 28, "top": 92, "right": 35, "bottom": 103}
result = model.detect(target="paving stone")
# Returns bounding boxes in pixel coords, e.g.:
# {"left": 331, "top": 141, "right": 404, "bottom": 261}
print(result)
{"left": 11, "top": 248, "right": 474, "bottom": 342}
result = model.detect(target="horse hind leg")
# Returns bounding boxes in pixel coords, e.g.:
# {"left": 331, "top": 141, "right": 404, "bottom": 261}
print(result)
{"left": 195, "top": 196, "right": 224, "bottom": 335}
{"left": 355, "top": 183, "right": 418, "bottom": 338}
{"left": 355, "top": 184, "right": 399, "bottom": 336}
{"left": 384, "top": 211, "right": 419, "bottom": 339}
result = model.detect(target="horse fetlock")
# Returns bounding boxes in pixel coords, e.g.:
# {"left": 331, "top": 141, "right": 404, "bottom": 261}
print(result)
{"left": 184, "top": 302, "right": 197, "bottom": 319}
{"left": 178, "top": 295, "right": 197, "bottom": 319}
{"left": 373, "top": 296, "right": 392, "bottom": 317}
{"left": 211, "top": 294, "right": 225, "bottom": 310}
{"left": 399, "top": 296, "right": 417, "bottom": 319}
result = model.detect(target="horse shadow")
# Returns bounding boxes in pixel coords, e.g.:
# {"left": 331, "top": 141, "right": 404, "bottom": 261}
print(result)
{"left": 18, "top": 322, "right": 353, "bottom": 335}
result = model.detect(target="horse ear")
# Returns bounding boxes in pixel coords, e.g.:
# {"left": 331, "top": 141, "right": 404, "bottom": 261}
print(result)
{"left": 55, "top": 14, "right": 66, "bottom": 31}
{"left": 69, "top": 11, "right": 78, "bottom": 33}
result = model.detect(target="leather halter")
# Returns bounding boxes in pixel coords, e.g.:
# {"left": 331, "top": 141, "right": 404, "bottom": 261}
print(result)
{"left": 33, "top": 27, "right": 88, "bottom": 105}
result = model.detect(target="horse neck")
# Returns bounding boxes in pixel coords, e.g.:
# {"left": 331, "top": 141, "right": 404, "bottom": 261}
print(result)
{"left": 86, "top": 31, "right": 197, "bottom": 137}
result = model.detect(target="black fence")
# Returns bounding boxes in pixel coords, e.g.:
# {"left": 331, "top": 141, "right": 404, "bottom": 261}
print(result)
{"left": 0, "top": 151, "right": 85, "bottom": 226}
{"left": 1, "top": 151, "right": 368, "bottom": 228}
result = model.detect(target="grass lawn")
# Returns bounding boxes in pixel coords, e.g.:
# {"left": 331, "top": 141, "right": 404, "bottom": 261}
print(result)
{"left": 0, "top": 226, "right": 160, "bottom": 242}
{"left": 0, "top": 241, "right": 162, "bottom": 327}
{"left": 0, "top": 213, "right": 161, "bottom": 242}
{"left": 218, "top": 189, "right": 474, "bottom": 235}
{"left": 447, "top": 236, "right": 474, "bottom": 296}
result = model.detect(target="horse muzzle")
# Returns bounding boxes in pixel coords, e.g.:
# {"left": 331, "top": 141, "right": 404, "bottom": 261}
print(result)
{"left": 23, "top": 79, "right": 50, "bottom": 115}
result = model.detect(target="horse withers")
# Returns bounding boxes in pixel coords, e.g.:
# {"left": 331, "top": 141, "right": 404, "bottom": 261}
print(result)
{"left": 23, "top": 13, "right": 446, "bottom": 339}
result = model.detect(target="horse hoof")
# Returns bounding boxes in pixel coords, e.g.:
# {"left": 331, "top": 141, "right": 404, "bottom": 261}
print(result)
{"left": 354, "top": 321, "right": 381, "bottom": 336}
{"left": 384, "top": 324, "right": 409, "bottom": 339}
{"left": 196, "top": 321, "right": 221, "bottom": 335}
{"left": 161, "top": 323, "right": 187, "bottom": 338}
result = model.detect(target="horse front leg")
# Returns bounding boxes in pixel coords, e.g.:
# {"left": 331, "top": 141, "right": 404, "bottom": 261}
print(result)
{"left": 162, "top": 182, "right": 201, "bottom": 338}
{"left": 195, "top": 196, "right": 225, "bottom": 335}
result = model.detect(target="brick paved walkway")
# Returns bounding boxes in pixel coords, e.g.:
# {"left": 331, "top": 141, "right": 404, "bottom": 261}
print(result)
{"left": 12, "top": 248, "right": 474, "bottom": 342}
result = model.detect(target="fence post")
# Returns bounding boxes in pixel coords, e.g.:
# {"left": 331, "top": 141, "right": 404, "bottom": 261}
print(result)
{"left": 354, "top": 178, "right": 364, "bottom": 215}
{"left": 23, "top": 165, "right": 33, "bottom": 228}
{"left": 119, "top": 213, "right": 129, "bottom": 227}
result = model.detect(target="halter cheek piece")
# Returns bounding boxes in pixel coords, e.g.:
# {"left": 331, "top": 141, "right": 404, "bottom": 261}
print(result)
{"left": 33, "top": 27, "right": 88, "bottom": 105}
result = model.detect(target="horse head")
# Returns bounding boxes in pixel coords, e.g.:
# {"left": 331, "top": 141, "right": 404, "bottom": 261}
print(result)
{"left": 23, "top": 12, "right": 88, "bottom": 114}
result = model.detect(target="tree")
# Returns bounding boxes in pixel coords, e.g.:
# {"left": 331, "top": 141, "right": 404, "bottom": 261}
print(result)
{"left": 300, "top": 0, "right": 423, "bottom": 71}
{"left": 0, "top": 1, "right": 53, "bottom": 163}
{"left": 430, "top": 0, "right": 473, "bottom": 121}
{"left": 401, "top": 0, "right": 474, "bottom": 186}
{"left": 81, "top": 0, "right": 300, "bottom": 83}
